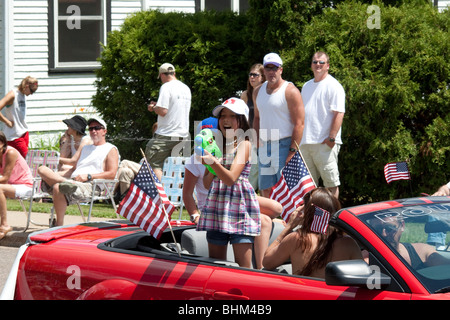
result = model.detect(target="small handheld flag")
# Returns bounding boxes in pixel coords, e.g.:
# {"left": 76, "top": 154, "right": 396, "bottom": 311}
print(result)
{"left": 384, "top": 161, "right": 411, "bottom": 184}
{"left": 310, "top": 205, "right": 330, "bottom": 234}
{"left": 117, "top": 163, "right": 175, "bottom": 240}
{"left": 270, "top": 151, "right": 316, "bottom": 222}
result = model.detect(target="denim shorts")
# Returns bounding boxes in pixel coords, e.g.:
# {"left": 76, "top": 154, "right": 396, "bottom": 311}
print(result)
{"left": 206, "top": 230, "right": 254, "bottom": 246}
{"left": 258, "top": 137, "right": 291, "bottom": 190}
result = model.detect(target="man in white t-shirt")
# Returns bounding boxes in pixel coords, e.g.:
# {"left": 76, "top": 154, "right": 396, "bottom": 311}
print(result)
{"left": 146, "top": 63, "right": 191, "bottom": 181}
{"left": 300, "top": 51, "right": 345, "bottom": 198}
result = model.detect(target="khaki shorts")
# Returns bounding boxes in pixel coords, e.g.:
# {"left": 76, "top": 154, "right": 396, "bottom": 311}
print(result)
{"left": 299, "top": 143, "right": 341, "bottom": 188}
{"left": 145, "top": 134, "right": 185, "bottom": 171}
{"left": 63, "top": 180, "right": 98, "bottom": 203}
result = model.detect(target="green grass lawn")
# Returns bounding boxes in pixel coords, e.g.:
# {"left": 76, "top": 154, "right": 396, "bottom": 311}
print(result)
{"left": 7, "top": 198, "right": 190, "bottom": 220}
{"left": 8, "top": 199, "right": 443, "bottom": 244}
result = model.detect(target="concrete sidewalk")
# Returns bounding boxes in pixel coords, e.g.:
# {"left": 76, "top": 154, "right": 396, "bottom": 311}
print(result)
{"left": 1, "top": 210, "right": 113, "bottom": 248}
{"left": 0, "top": 211, "right": 116, "bottom": 295}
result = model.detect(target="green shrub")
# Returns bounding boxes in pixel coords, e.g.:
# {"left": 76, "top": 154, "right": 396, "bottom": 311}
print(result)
{"left": 93, "top": 1, "right": 449, "bottom": 206}
{"left": 284, "top": 1, "right": 449, "bottom": 204}
{"left": 93, "top": 10, "right": 248, "bottom": 161}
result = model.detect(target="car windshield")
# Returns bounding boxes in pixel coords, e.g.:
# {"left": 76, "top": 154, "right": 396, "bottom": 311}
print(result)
{"left": 362, "top": 198, "right": 450, "bottom": 293}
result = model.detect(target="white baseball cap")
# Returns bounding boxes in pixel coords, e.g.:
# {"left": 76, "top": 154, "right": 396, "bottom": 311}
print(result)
{"left": 87, "top": 117, "right": 107, "bottom": 129}
{"left": 158, "top": 63, "right": 175, "bottom": 78}
{"left": 212, "top": 98, "right": 249, "bottom": 122}
{"left": 263, "top": 52, "right": 283, "bottom": 67}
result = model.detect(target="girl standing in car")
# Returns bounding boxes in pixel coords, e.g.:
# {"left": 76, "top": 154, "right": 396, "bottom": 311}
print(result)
{"left": 196, "top": 98, "right": 260, "bottom": 268}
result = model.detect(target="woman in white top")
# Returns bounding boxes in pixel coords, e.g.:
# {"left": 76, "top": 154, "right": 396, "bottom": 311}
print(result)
{"left": 59, "top": 115, "right": 92, "bottom": 177}
{"left": 0, "top": 76, "right": 38, "bottom": 158}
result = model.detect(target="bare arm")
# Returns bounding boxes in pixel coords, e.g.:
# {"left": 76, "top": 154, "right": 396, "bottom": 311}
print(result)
{"left": 183, "top": 169, "right": 201, "bottom": 222}
{"left": 0, "top": 148, "right": 18, "bottom": 184}
{"left": 240, "top": 90, "right": 248, "bottom": 104}
{"left": 0, "top": 91, "right": 16, "bottom": 128}
{"left": 323, "top": 111, "right": 344, "bottom": 148}
{"left": 148, "top": 101, "right": 168, "bottom": 117}
{"left": 263, "top": 207, "right": 303, "bottom": 270}
{"left": 285, "top": 84, "right": 305, "bottom": 162}
{"left": 432, "top": 183, "right": 450, "bottom": 196}
{"left": 60, "top": 136, "right": 92, "bottom": 166}
{"left": 252, "top": 86, "right": 261, "bottom": 145}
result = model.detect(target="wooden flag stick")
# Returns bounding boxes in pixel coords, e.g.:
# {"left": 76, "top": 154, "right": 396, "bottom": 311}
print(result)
{"left": 140, "top": 149, "right": 181, "bottom": 257}
{"left": 293, "top": 141, "right": 317, "bottom": 188}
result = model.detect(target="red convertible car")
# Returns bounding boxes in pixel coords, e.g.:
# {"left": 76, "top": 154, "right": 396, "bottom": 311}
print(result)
{"left": 2, "top": 197, "right": 450, "bottom": 300}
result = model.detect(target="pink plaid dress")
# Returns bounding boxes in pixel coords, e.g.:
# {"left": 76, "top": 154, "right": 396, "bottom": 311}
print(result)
{"left": 197, "top": 151, "right": 261, "bottom": 236}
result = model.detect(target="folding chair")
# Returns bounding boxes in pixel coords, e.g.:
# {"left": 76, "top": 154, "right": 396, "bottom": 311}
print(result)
{"left": 18, "top": 150, "right": 60, "bottom": 231}
{"left": 74, "top": 178, "right": 120, "bottom": 223}
{"left": 161, "top": 157, "right": 188, "bottom": 220}
{"left": 47, "top": 177, "right": 120, "bottom": 225}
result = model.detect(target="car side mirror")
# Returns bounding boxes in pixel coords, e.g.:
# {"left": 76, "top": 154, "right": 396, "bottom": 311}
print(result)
{"left": 325, "top": 260, "right": 391, "bottom": 289}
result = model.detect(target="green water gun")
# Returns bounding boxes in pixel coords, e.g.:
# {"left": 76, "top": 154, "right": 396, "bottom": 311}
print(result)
{"left": 194, "top": 129, "right": 222, "bottom": 175}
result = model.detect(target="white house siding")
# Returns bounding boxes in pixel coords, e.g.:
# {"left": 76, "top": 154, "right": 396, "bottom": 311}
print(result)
{"left": 6, "top": 0, "right": 146, "bottom": 146}
{"left": 7, "top": 0, "right": 195, "bottom": 146}
{"left": 437, "top": 0, "right": 450, "bottom": 11}
{"left": 145, "top": 1, "right": 195, "bottom": 13}
{"left": 9, "top": 0, "right": 98, "bottom": 144}
{"left": 111, "top": 1, "right": 143, "bottom": 31}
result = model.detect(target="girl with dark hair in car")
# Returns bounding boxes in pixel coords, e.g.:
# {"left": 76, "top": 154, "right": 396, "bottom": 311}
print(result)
{"left": 263, "top": 187, "right": 363, "bottom": 277}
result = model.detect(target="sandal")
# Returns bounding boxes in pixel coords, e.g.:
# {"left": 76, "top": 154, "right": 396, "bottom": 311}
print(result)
{"left": 0, "top": 226, "right": 12, "bottom": 234}
{"left": 0, "top": 226, "right": 12, "bottom": 240}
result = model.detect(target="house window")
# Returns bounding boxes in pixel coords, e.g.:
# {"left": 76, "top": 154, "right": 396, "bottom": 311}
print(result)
{"left": 195, "top": 0, "right": 249, "bottom": 13}
{"left": 49, "top": 0, "right": 111, "bottom": 72}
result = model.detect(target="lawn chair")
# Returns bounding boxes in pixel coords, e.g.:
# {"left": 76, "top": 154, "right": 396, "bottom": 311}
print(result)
{"left": 18, "top": 150, "right": 60, "bottom": 231}
{"left": 47, "top": 177, "right": 120, "bottom": 225}
{"left": 161, "top": 157, "right": 188, "bottom": 220}
{"left": 74, "top": 178, "right": 120, "bottom": 223}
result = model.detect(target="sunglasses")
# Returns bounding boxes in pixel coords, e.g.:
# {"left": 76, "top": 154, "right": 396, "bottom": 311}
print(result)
{"left": 88, "top": 125, "right": 104, "bottom": 131}
{"left": 249, "top": 73, "right": 260, "bottom": 78}
{"left": 29, "top": 84, "right": 38, "bottom": 94}
{"left": 374, "top": 223, "right": 400, "bottom": 235}
{"left": 312, "top": 60, "right": 327, "bottom": 65}
{"left": 264, "top": 65, "right": 280, "bottom": 72}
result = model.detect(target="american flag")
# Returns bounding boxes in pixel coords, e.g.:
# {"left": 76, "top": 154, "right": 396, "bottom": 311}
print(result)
{"left": 117, "top": 163, "right": 175, "bottom": 239}
{"left": 269, "top": 152, "right": 316, "bottom": 222}
{"left": 310, "top": 205, "right": 330, "bottom": 234}
{"left": 384, "top": 161, "right": 411, "bottom": 184}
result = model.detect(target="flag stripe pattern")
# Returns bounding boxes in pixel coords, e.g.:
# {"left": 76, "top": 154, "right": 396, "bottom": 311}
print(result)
{"left": 310, "top": 205, "right": 330, "bottom": 234}
{"left": 117, "top": 163, "right": 175, "bottom": 239}
{"left": 384, "top": 161, "right": 411, "bottom": 184}
{"left": 269, "top": 152, "right": 316, "bottom": 222}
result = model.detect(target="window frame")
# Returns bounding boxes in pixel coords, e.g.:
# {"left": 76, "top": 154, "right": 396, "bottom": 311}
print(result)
{"left": 194, "top": 0, "right": 249, "bottom": 13}
{"left": 48, "top": 0, "right": 111, "bottom": 73}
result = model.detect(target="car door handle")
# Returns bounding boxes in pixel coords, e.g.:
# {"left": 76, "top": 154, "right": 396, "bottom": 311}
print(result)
{"left": 212, "top": 291, "right": 250, "bottom": 300}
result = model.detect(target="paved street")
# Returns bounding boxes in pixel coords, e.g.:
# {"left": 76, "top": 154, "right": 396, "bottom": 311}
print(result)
{"left": 0, "top": 210, "right": 111, "bottom": 296}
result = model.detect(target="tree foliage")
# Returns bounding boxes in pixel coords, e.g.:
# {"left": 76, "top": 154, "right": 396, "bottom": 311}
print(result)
{"left": 284, "top": 1, "right": 449, "bottom": 204}
{"left": 93, "top": 1, "right": 449, "bottom": 205}
{"left": 93, "top": 10, "right": 248, "bottom": 160}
